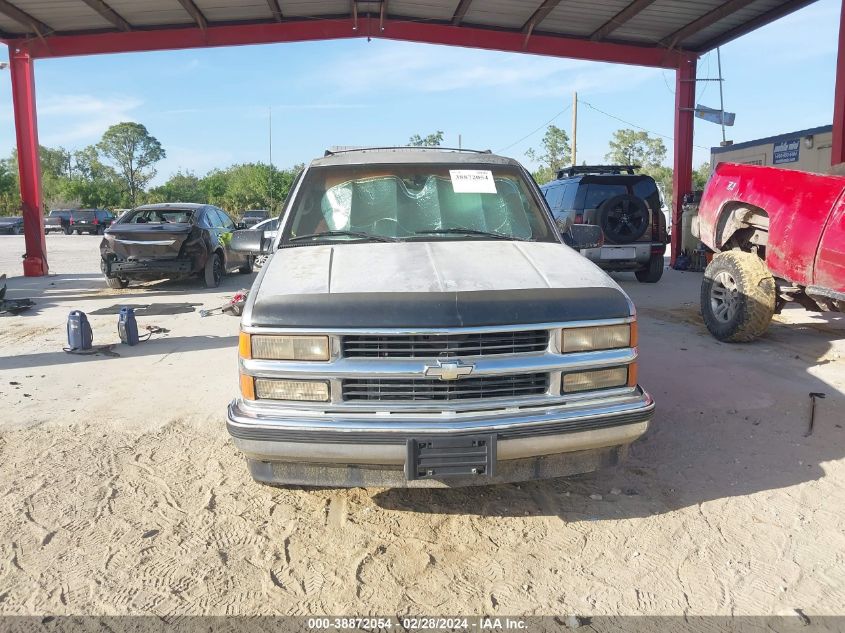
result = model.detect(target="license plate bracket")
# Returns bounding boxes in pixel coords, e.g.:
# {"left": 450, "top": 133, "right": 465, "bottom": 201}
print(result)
{"left": 601, "top": 246, "right": 637, "bottom": 260}
{"left": 406, "top": 435, "right": 496, "bottom": 481}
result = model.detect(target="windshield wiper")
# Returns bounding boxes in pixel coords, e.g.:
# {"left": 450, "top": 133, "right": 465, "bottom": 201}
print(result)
{"left": 289, "top": 230, "right": 399, "bottom": 243}
{"left": 415, "top": 228, "right": 532, "bottom": 241}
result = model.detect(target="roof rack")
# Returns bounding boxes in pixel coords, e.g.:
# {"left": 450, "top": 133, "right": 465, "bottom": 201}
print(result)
{"left": 557, "top": 164, "right": 641, "bottom": 178}
{"left": 324, "top": 146, "right": 493, "bottom": 157}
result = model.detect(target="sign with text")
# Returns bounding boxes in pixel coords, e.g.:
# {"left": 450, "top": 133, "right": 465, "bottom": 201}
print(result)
{"left": 450, "top": 170, "right": 497, "bottom": 194}
{"left": 773, "top": 138, "right": 801, "bottom": 164}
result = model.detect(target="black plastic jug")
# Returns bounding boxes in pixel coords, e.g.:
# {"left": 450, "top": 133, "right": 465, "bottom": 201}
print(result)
{"left": 67, "top": 311, "right": 93, "bottom": 350}
{"left": 118, "top": 306, "right": 139, "bottom": 346}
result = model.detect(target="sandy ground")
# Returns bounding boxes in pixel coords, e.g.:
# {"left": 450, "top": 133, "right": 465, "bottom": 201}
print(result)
{"left": 0, "top": 233, "right": 844, "bottom": 618}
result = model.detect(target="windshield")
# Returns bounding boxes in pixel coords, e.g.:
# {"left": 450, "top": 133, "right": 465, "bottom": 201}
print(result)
{"left": 280, "top": 164, "right": 555, "bottom": 245}
{"left": 123, "top": 208, "right": 195, "bottom": 224}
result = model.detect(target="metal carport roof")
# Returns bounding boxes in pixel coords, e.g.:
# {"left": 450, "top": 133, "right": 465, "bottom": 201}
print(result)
{"left": 0, "top": 0, "right": 818, "bottom": 56}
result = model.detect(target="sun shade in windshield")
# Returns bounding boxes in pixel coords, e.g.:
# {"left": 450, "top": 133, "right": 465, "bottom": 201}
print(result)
{"left": 319, "top": 175, "right": 532, "bottom": 239}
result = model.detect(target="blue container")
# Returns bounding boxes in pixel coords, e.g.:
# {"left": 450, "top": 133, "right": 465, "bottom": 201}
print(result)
{"left": 67, "top": 311, "right": 93, "bottom": 350}
{"left": 118, "top": 306, "right": 139, "bottom": 346}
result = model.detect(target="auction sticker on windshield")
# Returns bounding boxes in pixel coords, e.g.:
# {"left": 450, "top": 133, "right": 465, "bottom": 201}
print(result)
{"left": 450, "top": 170, "right": 497, "bottom": 194}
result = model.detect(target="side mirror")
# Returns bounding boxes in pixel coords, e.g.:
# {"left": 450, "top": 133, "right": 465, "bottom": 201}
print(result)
{"left": 562, "top": 224, "right": 603, "bottom": 250}
{"left": 235, "top": 221, "right": 247, "bottom": 230}
{"left": 231, "top": 229, "right": 269, "bottom": 254}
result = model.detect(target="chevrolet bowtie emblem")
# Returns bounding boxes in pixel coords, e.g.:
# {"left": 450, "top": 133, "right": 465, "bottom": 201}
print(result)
{"left": 424, "top": 359, "right": 475, "bottom": 381}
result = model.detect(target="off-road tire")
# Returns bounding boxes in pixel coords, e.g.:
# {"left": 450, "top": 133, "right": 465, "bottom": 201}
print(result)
{"left": 204, "top": 252, "right": 223, "bottom": 288}
{"left": 635, "top": 254, "right": 664, "bottom": 283}
{"left": 64, "top": 226, "right": 73, "bottom": 235}
{"left": 238, "top": 256, "right": 253, "bottom": 274}
{"left": 105, "top": 276, "right": 128, "bottom": 289}
{"left": 701, "top": 250, "right": 775, "bottom": 342}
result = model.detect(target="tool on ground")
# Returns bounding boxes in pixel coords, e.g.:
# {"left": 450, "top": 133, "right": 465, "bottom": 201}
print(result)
{"left": 118, "top": 306, "right": 140, "bottom": 346}
{"left": 66, "top": 310, "right": 93, "bottom": 351}
{"left": 806, "top": 392, "right": 826, "bottom": 436}
{"left": 200, "top": 289, "right": 249, "bottom": 317}
{"left": 0, "top": 274, "right": 35, "bottom": 315}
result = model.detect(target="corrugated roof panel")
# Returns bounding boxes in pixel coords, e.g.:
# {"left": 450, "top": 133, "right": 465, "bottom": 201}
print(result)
{"left": 463, "top": 0, "right": 537, "bottom": 29}
{"left": 539, "top": 1, "right": 629, "bottom": 38}
{"left": 13, "top": 0, "right": 114, "bottom": 31}
{"left": 195, "top": 0, "right": 274, "bottom": 23}
{"left": 612, "top": 0, "right": 725, "bottom": 44}
{"left": 104, "top": 0, "right": 196, "bottom": 27}
{"left": 281, "top": 0, "right": 349, "bottom": 18}
{"left": 390, "top": 0, "right": 457, "bottom": 21}
{"left": 681, "top": 0, "right": 784, "bottom": 49}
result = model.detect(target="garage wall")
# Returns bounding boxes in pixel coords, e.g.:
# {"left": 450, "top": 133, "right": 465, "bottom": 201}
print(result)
{"left": 711, "top": 125, "right": 833, "bottom": 175}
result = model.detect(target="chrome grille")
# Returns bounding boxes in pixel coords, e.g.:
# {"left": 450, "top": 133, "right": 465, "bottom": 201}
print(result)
{"left": 342, "top": 330, "right": 549, "bottom": 358}
{"left": 342, "top": 373, "right": 549, "bottom": 402}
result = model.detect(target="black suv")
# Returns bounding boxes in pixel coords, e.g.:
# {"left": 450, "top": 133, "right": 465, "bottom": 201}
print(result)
{"left": 70, "top": 209, "right": 115, "bottom": 234}
{"left": 540, "top": 165, "right": 668, "bottom": 283}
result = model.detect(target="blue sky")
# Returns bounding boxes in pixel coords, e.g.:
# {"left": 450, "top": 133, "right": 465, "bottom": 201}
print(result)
{"left": 0, "top": 0, "right": 839, "bottom": 185}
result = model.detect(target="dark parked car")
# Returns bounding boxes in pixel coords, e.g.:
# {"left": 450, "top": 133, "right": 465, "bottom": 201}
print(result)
{"left": 540, "top": 165, "right": 668, "bottom": 283}
{"left": 45, "top": 209, "right": 73, "bottom": 234}
{"left": 241, "top": 209, "right": 269, "bottom": 227}
{"left": 100, "top": 203, "right": 253, "bottom": 289}
{"left": 0, "top": 216, "right": 24, "bottom": 235}
{"left": 70, "top": 208, "right": 115, "bottom": 235}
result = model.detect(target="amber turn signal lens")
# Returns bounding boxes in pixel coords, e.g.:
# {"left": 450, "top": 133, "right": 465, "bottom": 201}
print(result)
{"left": 627, "top": 362, "right": 638, "bottom": 388}
{"left": 239, "top": 373, "right": 256, "bottom": 400}
{"left": 238, "top": 332, "right": 252, "bottom": 359}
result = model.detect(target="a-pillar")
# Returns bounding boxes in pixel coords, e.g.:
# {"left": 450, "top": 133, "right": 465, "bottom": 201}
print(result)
{"left": 832, "top": 0, "right": 845, "bottom": 167}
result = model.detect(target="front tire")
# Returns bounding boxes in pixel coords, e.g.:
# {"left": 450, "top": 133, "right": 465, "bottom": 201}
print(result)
{"left": 238, "top": 256, "right": 253, "bottom": 274}
{"left": 701, "top": 251, "right": 775, "bottom": 342}
{"left": 636, "top": 254, "right": 664, "bottom": 283}
{"left": 204, "top": 252, "right": 223, "bottom": 288}
{"left": 105, "top": 276, "right": 128, "bottom": 289}
{"left": 64, "top": 226, "right": 73, "bottom": 235}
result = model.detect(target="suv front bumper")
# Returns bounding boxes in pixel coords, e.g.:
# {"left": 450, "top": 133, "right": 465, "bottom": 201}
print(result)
{"left": 226, "top": 387, "right": 654, "bottom": 487}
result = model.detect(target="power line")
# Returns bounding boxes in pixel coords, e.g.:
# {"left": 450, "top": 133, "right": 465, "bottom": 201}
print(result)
{"left": 496, "top": 104, "right": 572, "bottom": 154}
{"left": 579, "top": 99, "right": 709, "bottom": 150}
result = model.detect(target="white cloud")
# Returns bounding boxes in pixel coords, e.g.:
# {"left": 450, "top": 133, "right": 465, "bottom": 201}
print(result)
{"left": 314, "top": 41, "right": 661, "bottom": 99}
{"left": 37, "top": 94, "right": 142, "bottom": 145}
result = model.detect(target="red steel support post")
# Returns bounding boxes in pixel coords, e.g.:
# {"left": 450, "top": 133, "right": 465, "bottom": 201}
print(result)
{"left": 671, "top": 54, "right": 696, "bottom": 266}
{"left": 832, "top": 0, "right": 845, "bottom": 166}
{"left": 9, "top": 44, "right": 48, "bottom": 276}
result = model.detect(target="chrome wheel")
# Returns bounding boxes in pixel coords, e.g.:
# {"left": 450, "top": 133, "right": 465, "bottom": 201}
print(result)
{"left": 710, "top": 270, "right": 739, "bottom": 323}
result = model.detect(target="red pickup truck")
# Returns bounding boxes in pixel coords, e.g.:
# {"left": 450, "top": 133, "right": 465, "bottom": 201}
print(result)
{"left": 693, "top": 162, "right": 845, "bottom": 342}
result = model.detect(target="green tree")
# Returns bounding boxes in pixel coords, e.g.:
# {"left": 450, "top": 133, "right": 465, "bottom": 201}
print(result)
{"left": 605, "top": 129, "right": 667, "bottom": 168}
{"left": 97, "top": 122, "right": 165, "bottom": 205}
{"left": 408, "top": 131, "right": 444, "bottom": 147}
{"left": 0, "top": 157, "right": 20, "bottom": 216}
{"left": 526, "top": 125, "right": 571, "bottom": 184}
{"left": 147, "top": 171, "right": 205, "bottom": 204}
{"left": 693, "top": 161, "right": 711, "bottom": 190}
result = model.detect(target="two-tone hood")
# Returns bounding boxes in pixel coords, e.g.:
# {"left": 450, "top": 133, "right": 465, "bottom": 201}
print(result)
{"left": 246, "top": 241, "right": 632, "bottom": 328}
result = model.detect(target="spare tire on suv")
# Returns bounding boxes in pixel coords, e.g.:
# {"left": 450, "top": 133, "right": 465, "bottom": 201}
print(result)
{"left": 597, "top": 194, "right": 650, "bottom": 244}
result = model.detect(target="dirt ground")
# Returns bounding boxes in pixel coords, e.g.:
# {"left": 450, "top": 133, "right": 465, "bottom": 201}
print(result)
{"left": 1, "top": 233, "right": 844, "bottom": 618}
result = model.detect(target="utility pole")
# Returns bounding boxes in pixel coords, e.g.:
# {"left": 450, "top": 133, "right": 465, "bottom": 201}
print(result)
{"left": 268, "top": 106, "right": 273, "bottom": 213}
{"left": 571, "top": 91, "right": 578, "bottom": 166}
{"left": 458, "top": 134, "right": 462, "bottom": 150}
{"left": 716, "top": 47, "right": 727, "bottom": 146}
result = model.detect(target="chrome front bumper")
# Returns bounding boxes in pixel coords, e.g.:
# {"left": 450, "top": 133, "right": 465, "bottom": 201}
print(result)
{"left": 227, "top": 387, "right": 654, "bottom": 486}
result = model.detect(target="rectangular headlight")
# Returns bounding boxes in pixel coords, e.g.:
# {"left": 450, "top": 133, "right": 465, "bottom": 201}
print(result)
{"left": 563, "top": 367, "right": 629, "bottom": 393}
{"left": 562, "top": 324, "right": 632, "bottom": 353}
{"left": 254, "top": 378, "right": 330, "bottom": 401}
{"left": 250, "top": 335, "right": 330, "bottom": 361}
